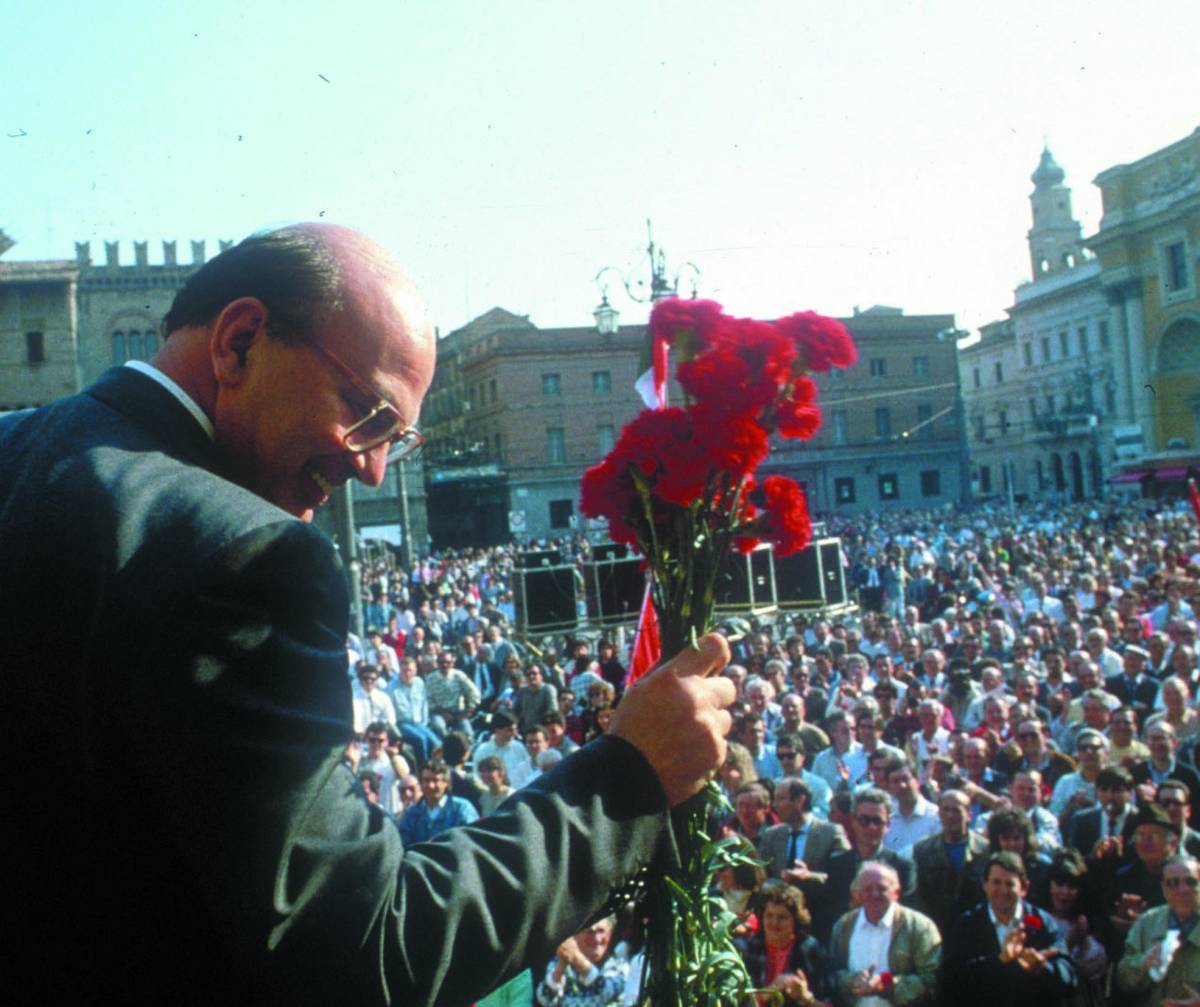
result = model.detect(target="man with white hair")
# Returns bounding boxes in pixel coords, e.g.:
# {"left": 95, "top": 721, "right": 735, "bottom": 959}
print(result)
{"left": 907, "top": 699, "right": 951, "bottom": 778}
{"left": 830, "top": 861, "right": 942, "bottom": 1006}
{"left": 1117, "top": 854, "right": 1200, "bottom": 1007}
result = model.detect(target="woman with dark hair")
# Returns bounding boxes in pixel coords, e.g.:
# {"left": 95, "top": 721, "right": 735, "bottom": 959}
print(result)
{"left": 738, "top": 881, "right": 831, "bottom": 1006}
{"left": 980, "top": 807, "right": 1050, "bottom": 897}
{"left": 1032, "top": 849, "right": 1107, "bottom": 1007}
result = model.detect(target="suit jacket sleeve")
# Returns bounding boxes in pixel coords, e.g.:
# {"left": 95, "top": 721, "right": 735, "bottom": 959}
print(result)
{"left": 141, "top": 520, "right": 672, "bottom": 1007}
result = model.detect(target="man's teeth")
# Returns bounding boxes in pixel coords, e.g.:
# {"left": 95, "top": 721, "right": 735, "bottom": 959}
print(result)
{"left": 312, "top": 471, "right": 336, "bottom": 495}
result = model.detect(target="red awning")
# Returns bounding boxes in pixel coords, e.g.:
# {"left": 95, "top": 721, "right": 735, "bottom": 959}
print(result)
{"left": 1156, "top": 467, "right": 1188, "bottom": 481}
{"left": 1111, "top": 471, "right": 1148, "bottom": 484}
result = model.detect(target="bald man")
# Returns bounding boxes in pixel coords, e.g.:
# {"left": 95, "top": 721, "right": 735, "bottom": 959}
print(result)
{"left": 0, "top": 225, "right": 735, "bottom": 1005}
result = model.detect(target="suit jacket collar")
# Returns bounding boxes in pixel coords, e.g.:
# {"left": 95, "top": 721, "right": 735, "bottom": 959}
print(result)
{"left": 86, "top": 366, "right": 223, "bottom": 475}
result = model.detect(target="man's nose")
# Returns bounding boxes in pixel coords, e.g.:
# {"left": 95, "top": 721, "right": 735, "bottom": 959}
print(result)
{"left": 350, "top": 442, "right": 391, "bottom": 487}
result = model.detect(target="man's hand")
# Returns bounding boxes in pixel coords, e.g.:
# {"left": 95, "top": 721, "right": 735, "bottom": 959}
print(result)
{"left": 999, "top": 924, "right": 1026, "bottom": 964}
{"left": 782, "top": 860, "right": 813, "bottom": 884}
{"left": 1091, "top": 836, "right": 1122, "bottom": 861}
{"left": 610, "top": 634, "right": 734, "bottom": 806}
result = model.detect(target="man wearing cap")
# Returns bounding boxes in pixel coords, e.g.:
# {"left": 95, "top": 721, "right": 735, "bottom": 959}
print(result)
{"left": 1103, "top": 803, "right": 1182, "bottom": 959}
{"left": 471, "top": 711, "right": 528, "bottom": 784}
{"left": 1118, "top": 855, "right": 1200, "bottom": 1006}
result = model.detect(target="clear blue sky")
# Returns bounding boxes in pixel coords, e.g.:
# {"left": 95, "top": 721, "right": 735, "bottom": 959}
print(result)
{"left": 4, "top": 0, "right": 1197, "bottom": 334}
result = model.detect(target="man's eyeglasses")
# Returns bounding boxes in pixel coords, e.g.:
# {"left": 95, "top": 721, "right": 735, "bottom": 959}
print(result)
{"left": 856, "top": 814, "right": 887, "bottom": 828}
{"left": 777, "top": 750, "right": 798, "bottom": 760}
{"left": 306, "top": 341, "right": 424, "bottom": 462}
{"left": 1165, "top": 876, "right": 1200, "bottom": 889}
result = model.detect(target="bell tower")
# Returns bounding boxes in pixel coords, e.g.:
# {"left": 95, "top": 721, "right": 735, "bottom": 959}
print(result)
{"left": 1028, "top": 145, "right": 1084, "bottom": 280}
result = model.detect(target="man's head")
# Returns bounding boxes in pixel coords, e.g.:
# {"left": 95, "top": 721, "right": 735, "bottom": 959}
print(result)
{"left": 1129, "top": 804, "right": 1181, "bottom": 871}
{"left": 1162, "top": 857, "right": 1200, "bottom": 922}
{"left": 1096, "top": 766, "right": 1134, "bottom": 817}
{"left": 938, "top": 789, "right": 970, "bottom": 842}
{"left": 772, "top": 777, "right": 812, "bottom": 827}
{"left": 852, "top": 789, "right": 891, "bottom": 856}
{"left": 983, "top": 851, "right": 1029, "bottom": 920}
{"left": 489, "top": 710, "right": 517, "bottom": 745}
{"left": 1146, "top": 721, "right": 1179, "bottom": 766}
{"left": 159, "top": 225, "right": 436, "bottom": 521}
{"left": 1009, "top": 769, "right": 1042, "bottom": 810}
{"left": 1075, "top": 729, "right": 1108, "bottom": 772}
{"left": 419, "top": 760, "right": 451, "bottom": 806}
{"left": 523, "top": 726, "right": 548, "bottom": 758}
{"left": 774, "top": 732, "right": 805, "bottom": 775}
{"left": 1157, "top": 781, "right": 1192, "bottom": 831}
{"left": 853, "top": 861, "right": 901, "bottom": 925}
{"left": 734, "top": 782, "right": 772, "bottom": 835}
{"left": 356, "top": 661, "right": 380, "bottom": 691}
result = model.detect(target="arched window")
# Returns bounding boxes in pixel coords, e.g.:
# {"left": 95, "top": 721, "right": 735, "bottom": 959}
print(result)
{"left": 128, "top": 332, "right": 142, "bottom": 360}
{"left": 113, "top": 331, "right": 126, "bottom": 364}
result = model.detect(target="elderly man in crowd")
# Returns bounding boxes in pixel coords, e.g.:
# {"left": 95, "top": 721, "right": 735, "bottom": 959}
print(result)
{"left": 1118, "top": 855, "right": 1200, "bottom": 1007}
{"left": 912, "top": 789, "right": 989, "bottom": 939}
{"left": 830, "top": 861, "right": 942, "bottom": 1006}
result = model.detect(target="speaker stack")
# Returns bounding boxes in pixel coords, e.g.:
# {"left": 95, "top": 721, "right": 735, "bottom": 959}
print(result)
{"left": 714, "top": 543, "right": 779, "bottom": 614}
{"left": 514, "top": 550, "right": 578, "bottom": 632}
{"left": 583, "top": 544, "right": 645, "bottom": 627}
{"left": 774, "top": 536, "right": 851, "bottom": 612}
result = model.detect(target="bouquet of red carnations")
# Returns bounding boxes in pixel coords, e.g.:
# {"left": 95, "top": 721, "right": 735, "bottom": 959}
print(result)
{"left": 580, "top": 297, "right": 856, "bottom": 1006}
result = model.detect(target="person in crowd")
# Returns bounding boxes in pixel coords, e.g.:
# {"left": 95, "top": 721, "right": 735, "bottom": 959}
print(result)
{"left": 514, "top": 662, "right": 558, "bottom": 736}
{"left": 357, "top": 721, "right": 411, "bottom": 816}
{"left": 352, "top": 660, "right": 398, "bottom": 734}
{"left": 395, "top": 773, "right": 421, "bottom": 814}
{"left": 1117, "top": 854, "right": 1200, "bottom": 1007}
{"left": 1035, "top": 849, "right": 1108, "bottom": 1007}
{"left": 775, "top": 733, "right": 833, "bottom": 819}
{"left": 945, "top": 851, "right": 1079, "bottom": 1006}
{"left": 829, "top": 861, "right": 942, "bottom": 1006}
{"left": 778, "top": 691, "right": 831, "bottom": 762}
{"left": 1064, "top": 765, "right": 1135, "bottom": 861}
{"left": 1148, "top": 677, "right": 1200, "bottom": 745}
{"left": 912, "top": 789, "right": 989, "bottom": 939}
{"left": 1108, "top": 644, "right": 1161, "bottom": 721}
{"left": 738, "top": 881, "right": 831, "bottom": 1006}
{"left": 906, "top": 699, "right": 951, "bottom": 780}
{"left": 732, "top": 781, "right": 778, "bottom": 844}
{"left": 472, "top": 710, "right": 528, "bottom": 784}
{"left": 813, "top": 710, "right": 866, "bottom": 792}
{"left": 439, "top": 731, "right": 484, "bottom": 812}
{"left": 998, "top": 718, "right": 1077, "bottom": 788}
{"left": 389, "top": 655, "right": 441, "bottom": 766}
{"left": 884, "top": 760, "right": 941, "bottom": 853}
{"left": 476, "top": 755, "right": 515, "bottom": 817}
{"left": 1103, "top": 803, "right": 1183, "bottom": 960}
{"left": 536, "top": 915, "right": 628, "bottom": 1007}
{"left": 541, "top": 710, "right": 580, "bottom": 758}
{"left": 510, "top": 725, "right": 552, "bottom": 790}
{"left": 1133, "top": 722, "right": 1200, "bottom": 825}
{"left": 1050, "top": 728, "right": 1108, "bottom": 823}
{"left": 980, "top": 808, "right": 1049, "bottom": 896}
{"left": 1159, "top": 781, "right": 1200, "bottom": 857}
{"left": 399, "top": 759, "right": 480, "bottom": 846}
{"left": 426, "top": 647, "right": 482, "bottom": 738}
{"left": 820, "top": 789, "right": 917, "bottom": 943}
{"left": 1110, "top": 705, "right": 1151, "bottom": 768}
{"left": 757, "top": 776, "right": 849, "bottom": 894}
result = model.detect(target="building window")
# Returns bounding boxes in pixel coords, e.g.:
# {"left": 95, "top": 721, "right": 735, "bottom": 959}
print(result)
{"left": 128, "top": 332, "right": 142, "bottom": 361}
{"left": 113, "top": 331, "right": 126, "bottom": 364}
{"left": 999, "top": 410, "right": 1009, "bottom": 434}
{"left": 979, "top": 465, "right": 992, "bottom": 494}
{"left": 994, "top": 361, "right": 1004, "bottom": 383}
{"left": 1099, "top": 320, "right": 1110, "bottom": 349}
{"left": 912, "top": 355, "right": 929, "bottom": 377}
{"left": 1058, "top": 331, "right": 1070, "bottom": 357}
{"left": 834, "top": 477, "right": 856, "bottom": 504}
{"left": 1035, "top": 459, "right": 1045, "bottom": 490}
{"left": 1165, "top": 241, "right": 1190, "bottom": 293}
{"left": 25, "top": 331, "right": 45, "bottom": 364}
{"left": 1023, "top": 342, "right": 1033, "bottom": 367}
{"left": 1041, "top": 336, "right": 1052, "bottom": 362}
{"left": 468, "top": 386, "right": 477, "bottom": 410}
{"left": 972, "top": 367, "right": 981, "bottom": 389}
{"left": 546, "top": 427, "right": 565, "bottom": 463}
{"left": 832, "top": 409, "right": 848, "bottom": 445}
{"left": 920, "top": 470, "right": 941, "bottom": 497}
{"left": 592, "top": 370, "right": 611, "bottom": 394}
{"left": 1104, "top": 384, "right": 1116, "bottom": 414}
{"left": 542, "top": 373, "right": 562, "bottom": 396}
{"left": 494, "top": 433, "right": 502, "bottom": 461}
{"left": 878, "top": 473, "right": 899, "bottom": 500}
{"left": 917, "top": 403, "right": 933, "bottom": 440}
{"left": 549, "top": 499, "right": 574, "bottom": 530}
{"left": 1029, "top": 398, "right": 1038, "bottom": 421}
{"left": 1076, "top": 325, "right": 1088, "bottom": 355}
{"left": 143, "top": 331, "right": 157, "bottom": 358}
{"left": 875, "top": 408, "right": 891, "bottom": 439}
{"left": 489, "top": 379, "right": 497, "bottom": 403}
{"left": 597, "top": 424, "right": 615, "bottom": 455}
{"left": 869, "top": 358, "right": 887, "bottom": 378}
{"left": 973, "top": 415, "right": 986, "bottom": 440}
{"left": 1045, "top": 394, "right": 1056, "bottom": 415}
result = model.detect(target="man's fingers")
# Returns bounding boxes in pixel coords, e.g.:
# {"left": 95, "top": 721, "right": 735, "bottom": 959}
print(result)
{"left": 667, "top": 633, "right": 731, "bottom": 679}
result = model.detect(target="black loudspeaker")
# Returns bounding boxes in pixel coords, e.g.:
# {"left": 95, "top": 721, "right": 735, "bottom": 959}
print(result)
{"left": 584, "top": 556, "right": 644, "bottom": 625}
{"left": 514, "top": 565, "right": 578, "bottom": 632}
{"left": 517, "top": 548, "right": 562, "bottom": 569}
{"left": 592, "top": 542, "right": 628, "bottom": 562}
{"left": 775, "top": 537, "right": 849, "bottom": 609}
{"left": 714, "top": 543, "right": 778, "bottom": 613}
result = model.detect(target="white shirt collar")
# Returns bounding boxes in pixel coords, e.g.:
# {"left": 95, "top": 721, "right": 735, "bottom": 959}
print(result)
{"left": 125, "top": 360, "right": 214, "bottom": 440}
{"left": 859, "top": 903, "right": 897, "bottom": 929}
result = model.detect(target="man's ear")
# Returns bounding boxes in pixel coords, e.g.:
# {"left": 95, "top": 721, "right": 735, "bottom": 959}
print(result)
{"left": 211, "top": 297, "right": 269, "bottom": 387}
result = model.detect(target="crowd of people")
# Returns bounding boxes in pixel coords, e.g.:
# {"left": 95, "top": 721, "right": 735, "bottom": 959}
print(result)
{"left": 342, "top": 493, "right": 1200, "bottom": 1005}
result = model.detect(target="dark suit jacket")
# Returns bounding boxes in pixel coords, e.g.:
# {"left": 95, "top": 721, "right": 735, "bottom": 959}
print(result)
{"left": 813, "top": 846, "right": 917, "bottom": 944}
{"left": 944, "top": 900, "right": 1077, "bottom": 1007}
{"left": 0, "top": 368, "right": 674, "bottom": 1005}
{"left": 739, "top": 932, "right": 831, "bottom": 1003}
{"left": 1064, "top": 805, "right": 1136, "bottom": 856}
{"left": 1129, "top": 759, "right": 1200, "bottom": 824}
{"left": 756, "top": 818, "right": 850, "bottom": 878}
{"left": 1105, "top": 672, "right": 1159, "bottom": 715}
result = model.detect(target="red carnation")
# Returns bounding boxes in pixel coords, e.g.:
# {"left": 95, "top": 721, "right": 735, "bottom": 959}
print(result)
{"left": 677, "top": 348, "right": 777, "bottom": 418}
{"left": 757, "top": 475, "right": 812, "bottom": 556}
{"left": 649, "top": 297, "right": 727, "bottom": 356}
{"left": 717, "top": 317, "right": 797, "bottom": 386}
{"left": 878, "top": 971, "right": 895, "bottom": 992}
{"left": 775, "top": 399, "right": 822, "bottom": 439}
{"left": 777, "top": 311, "right": 857, "bottom": 372}
{"left": 691, "top": 405, "right": 769, "bottom": 479}
{"left": 1023, "top": 912, "right": 1043, "bottom": 931}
